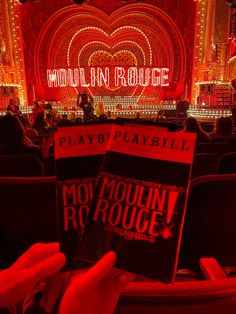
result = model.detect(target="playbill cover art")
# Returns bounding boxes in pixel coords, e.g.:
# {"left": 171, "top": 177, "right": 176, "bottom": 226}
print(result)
{"left": 55, "top": 121, "right": 113, "bottom": 269}
{"left": 79, "top": 123, "right": 196, "bottom": 282}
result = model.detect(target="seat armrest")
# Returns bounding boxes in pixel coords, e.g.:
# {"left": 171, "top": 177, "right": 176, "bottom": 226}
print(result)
{"left": 200, "top": 257, "right": 227, "bottom": 280}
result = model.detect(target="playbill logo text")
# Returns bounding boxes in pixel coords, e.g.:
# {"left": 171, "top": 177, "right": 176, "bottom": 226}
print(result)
{"left": 47, "top": 66, "right": 169, "bottom": 88}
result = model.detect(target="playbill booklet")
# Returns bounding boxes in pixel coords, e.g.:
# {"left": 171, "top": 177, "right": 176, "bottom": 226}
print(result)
{"left": 79, "top": 122, "right": 196, "bottom": 283}
{"left": 55, "top": 121, "right": 113, "bottom": 269}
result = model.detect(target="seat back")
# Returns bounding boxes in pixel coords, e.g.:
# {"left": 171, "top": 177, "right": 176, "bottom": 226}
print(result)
{"left": 0, "top": 154, "right": 44, "bottom": 177}
{"left": 211, "top": 137, "right": 236, "bottom": 145}
{"left": 44, "top": 154, "right": 55, "bottom": 176}
{"left": 179, "top": 174, "right": 236, "bottom": 271}
{"left": 0, "top": 176, "right": 57, "bottom": 268}
{"left": 191, "top": 153, "right": 218, "bottom": 179}
{"left": 195, "top": 142, "right": 233, "bottom": 159}
{"left": 217, "top": 152, "right": 236, "bottom": 174}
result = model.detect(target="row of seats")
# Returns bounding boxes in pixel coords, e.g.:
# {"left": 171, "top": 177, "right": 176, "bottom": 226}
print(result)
{"left": 0, "top": 176, "right": 57, "bottom": 268}
{"left": 0, "top": 174, "right": 236, "bottom": 272}
{"left": 0, "top": 154, "right": 54, "bottom": 177}
{"left": 0, "top": 140, "right": 231, "bottom": 178}
{"left": 1, "top": 174, "right": 236, "bottom": 313}
{"left": 179, "top": 173, "right": 236, "bottom": 272}
{"left": 1, "top": 173, "right": 236, "bottom": 313}
{"left": 1, "top": 151, "right": 236, "bottom": 179}
{"left": 195, "top": 141, "right": 235, "bottom": 158}
{"left": 192, "top": 152, "right": 236, "bottom": 178}
{"left": 117, "top": 174, "right": 236, "bottom": 313}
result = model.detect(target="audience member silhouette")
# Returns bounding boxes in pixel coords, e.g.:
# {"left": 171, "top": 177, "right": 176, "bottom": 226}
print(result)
{"left": 32, "top": 112, "right": 49, "bottom": 131}
{"left": 45, "top": 113, "right": 57, "bottom": 128}
{"left": 0, "top": 114, "right": 43, "bottom": 160}
{"left": 209, "top": 116, "right": 235, "bottom": 140}
{"left": 182, "top": 117, "right": 210, "bottom": 143}
{"left": 18, "top": 114, "right": 38, "bottom": 138}
{"left": 57, "top": 114, "right": 72, "bottom": 127}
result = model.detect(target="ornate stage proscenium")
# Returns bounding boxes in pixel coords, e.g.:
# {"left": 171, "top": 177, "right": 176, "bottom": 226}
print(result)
{"left": 33, "top": 4, "right": 187, "bottom": 108}
{"left": 1, "top": 0, "right": 234, "bottom": 120}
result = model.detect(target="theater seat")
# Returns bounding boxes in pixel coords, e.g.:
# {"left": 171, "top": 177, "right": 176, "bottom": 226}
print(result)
{"left": 217, "top": 152, "right": 236, "bottom": 174}
{"left": 191, "top": 153, "right": 218, "bottom": 179}
{"left": 44, "top": 154, "right": 55, "bottom": 176}
{"left": 0, "top": 155, "right": 44, "bottom": 177}
{"left": 0, "top": 176, "right": 57, "bottom": 268}
{"left": 195, "top": 142, "right": 233, "bottom": 159}
{"left": 0, "top": 307, "right": 16, "bottom": 314}
{"left": 179, "top": 174, "right": 236, "bottom": 272}
{"left": 211, "top": 137, "right": 236, "bottom": 145}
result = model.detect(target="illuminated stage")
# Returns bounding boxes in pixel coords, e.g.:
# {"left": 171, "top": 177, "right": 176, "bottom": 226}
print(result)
{"left": 0, "top": 0, "right": 235, "bottom": 118}
{"left": 0, "top": 103, "right": 232, "bottom": 123}
{"left": 188, "top": 106, "right": 232, "bottom": 121}
{"left": 22, "top": 2, "right": 193, "bottom": 107}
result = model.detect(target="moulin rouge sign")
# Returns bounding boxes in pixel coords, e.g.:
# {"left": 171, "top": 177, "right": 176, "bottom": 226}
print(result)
{"left": 47, "top": 67, "right": 169, "bottom": 88}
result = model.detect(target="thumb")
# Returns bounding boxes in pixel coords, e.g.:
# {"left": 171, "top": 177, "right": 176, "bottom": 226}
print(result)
{"left": 85, "top": 251, "right": 116, "bottom": 284}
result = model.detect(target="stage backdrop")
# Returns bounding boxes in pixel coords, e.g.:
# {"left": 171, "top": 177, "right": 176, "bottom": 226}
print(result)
{"left": 19, "top": 0, "right": 196, "bottom": 106}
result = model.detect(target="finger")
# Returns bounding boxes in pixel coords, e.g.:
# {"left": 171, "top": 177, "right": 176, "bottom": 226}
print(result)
{"left": 85, "top": 251, "right": 116, "bottom": 284}
{"left": 12, "top": 243, "right": 60, "bottom": 270}
{"left": 25, "top": 253, "right": 66, "bottom": 284}
{"left": 25, "top": 282, "right": 47, "bottom": 301}
{"left": 23, "top": 282, "right": 46, "bottom": 312}
{"left": 88, "top": 251, "right": 116, "bottom": 282}
{"left": 22, "top": 299, "right": 34, "bottom": 313}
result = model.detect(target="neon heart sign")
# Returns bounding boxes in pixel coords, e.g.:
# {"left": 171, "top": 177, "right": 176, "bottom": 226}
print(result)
{"left": 35, "top": 4, "right": 186, "bottom": 102}
{"left": 66, "top": 25, "right": 154, "bottom": 97}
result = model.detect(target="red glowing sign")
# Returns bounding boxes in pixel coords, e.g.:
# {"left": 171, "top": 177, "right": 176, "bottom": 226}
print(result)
{"left": 47, "top": 67, "right": 169, "bottom": 88}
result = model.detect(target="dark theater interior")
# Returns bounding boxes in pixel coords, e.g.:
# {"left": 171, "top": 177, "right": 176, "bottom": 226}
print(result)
{"left": 0, "top": 0, "right": 236, "bottom": 313}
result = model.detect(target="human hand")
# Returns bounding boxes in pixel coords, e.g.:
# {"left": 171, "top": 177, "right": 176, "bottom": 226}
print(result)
{"left": 57, "top": 251, "right": 135, "bottom": 314}
{"left": 0, "top": 243, "right": 65, "bottom": 308}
